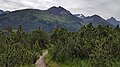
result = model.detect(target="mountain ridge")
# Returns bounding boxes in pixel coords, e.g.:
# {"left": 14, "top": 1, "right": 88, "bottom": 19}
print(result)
{"left": 107, "top": 17, "right": 120, "bottom": 26}
{"left": 0, "top": 10, "right": 4, "bottom": 15}
{"left": 0, "top": 6, "right": 118, "bottom": 32}
{"left": 0, "top": 7, "right": 83, "bottom": 32}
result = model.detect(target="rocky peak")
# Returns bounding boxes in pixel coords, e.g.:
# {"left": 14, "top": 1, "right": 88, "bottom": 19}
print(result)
{"left": 48, "top": 6, "right": 71, "bottom": 16}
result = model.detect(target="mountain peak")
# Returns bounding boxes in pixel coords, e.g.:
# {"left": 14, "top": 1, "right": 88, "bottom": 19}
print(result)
{"left": 86, "top": 15, "right": 104, "bottom": 20}
{"left": 91, "top": 15, "right": 102, "bottom": 18}
{"left": 48, "top": 6, "right": 71, "bottom": 16}
{"left": 107, "top": 17, "right": 120, "bottom": 26}
{"left": 0, "top": 9, "right": 4, "bottom": 14}
{"left": 107, "top": 17, "right": 118, "bottom": 22}
{"left": 48, "top": 6, "right": 66, "bottom": 11}
{"left": 58, "top": 6, "right": 66, "bottom": 10}
{"left": 109, "top": 17, "right": 116, "bottom": 21}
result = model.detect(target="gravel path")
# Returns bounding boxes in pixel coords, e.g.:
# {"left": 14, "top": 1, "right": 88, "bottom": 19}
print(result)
{"left": 35, "top": 50, "right": 48, "bottom": 67}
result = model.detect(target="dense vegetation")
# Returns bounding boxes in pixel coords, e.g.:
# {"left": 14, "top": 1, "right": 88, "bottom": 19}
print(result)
{"left": 0, "top": 26, "right": 49, "bottom": 67}
{"left": 1, "top": 24, "right": 120, "bottom": 67}
{"left": 48, "top": 23, "right": 120, "bottom": 67}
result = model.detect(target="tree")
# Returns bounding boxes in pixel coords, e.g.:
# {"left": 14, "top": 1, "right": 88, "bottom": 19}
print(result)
{"left": 30, "top": 29, "right": 50, "bottom": 49}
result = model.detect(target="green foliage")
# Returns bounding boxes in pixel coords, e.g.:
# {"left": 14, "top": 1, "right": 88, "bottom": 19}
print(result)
{"left": 1, "top": 23, "right": 120, "bottom": 67}
{"left": 0, "top": 27, "right": 49, "bottom": 67}
{"left": 48, "top": 23, "right": 120, "bottom": 67}
{"left": 30, "top": 29, "right": 50, "bottom": 49}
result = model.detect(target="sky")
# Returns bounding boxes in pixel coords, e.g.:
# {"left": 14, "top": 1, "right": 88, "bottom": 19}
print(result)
{"left": 0, "top": 0, "right": 120, "bottom": 20}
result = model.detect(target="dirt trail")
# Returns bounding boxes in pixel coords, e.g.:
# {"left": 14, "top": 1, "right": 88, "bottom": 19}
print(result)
{"left": 35, "top": 50, "right": 48, "bottom": 67}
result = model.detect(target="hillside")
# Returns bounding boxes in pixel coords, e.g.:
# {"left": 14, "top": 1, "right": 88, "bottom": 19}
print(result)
{"left": 0, "top": 6, "right": 116, "bottom": 32}
{"left": 75, "top": 14, "right": 114, "bottom": 27}
{"left": 0, "top": 6, "right": 82, "bottom": 32}
{"left": 107, "top": 17, "right": 120, "bottom": 26}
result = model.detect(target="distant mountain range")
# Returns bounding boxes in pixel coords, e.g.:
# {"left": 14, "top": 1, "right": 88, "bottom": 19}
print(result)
{"left": 0, "top": 10, "right": 10, "bottom": 15}
{"left": 0, "top": 6, "right": 119, "bottom": 32}
{"left": 107, "top": 17, "right": 120, "bottom": 26}
{"left": 75, "top": 14, "right": 120, "bottom": 27}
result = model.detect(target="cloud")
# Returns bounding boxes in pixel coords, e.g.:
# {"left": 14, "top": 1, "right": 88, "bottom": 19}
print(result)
{"left": 0, "top": 0, "right": 120, "bottom": 20}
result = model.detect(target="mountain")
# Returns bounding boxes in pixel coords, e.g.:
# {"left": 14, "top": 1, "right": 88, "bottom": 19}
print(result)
{"left": 5, "top": 11, "right": 11, "bottom": 14}
{"left": 107, "top": 17, "right": 120, "bottom": 26}
{"left": 74, "top": 14, "right": 113, "bottom": 27}
{"left": 0, "top": 10, "right": 4, "bottom": 15}
{"left": 0, "top": 7, "right": 116, "bottom": 32}
{"left": 48, "top": 6, "right": 72, "bottom": 16}
{"left": 0, "top": 6, "right": 83, "bottom": 32}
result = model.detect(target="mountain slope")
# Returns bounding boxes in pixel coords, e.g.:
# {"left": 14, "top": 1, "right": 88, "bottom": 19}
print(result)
{"left": 0, "top": 6, "right": 83, "bottom": 32}
{"left": 0, "top": 7, "right": 116, "bottom": 32}
{"left": 0, "top": 10, "right": 4, "bottom": 15}
{"left": 75, "top": 14, "right": 114, "bottom": 27}
{"left": 107, "top": 17, "right": 120, "bottom": 26}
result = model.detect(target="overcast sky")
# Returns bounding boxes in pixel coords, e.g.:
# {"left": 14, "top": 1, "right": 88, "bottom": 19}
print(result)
{"left": 0, "top": 0, "right": 120, "bottom": 20}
